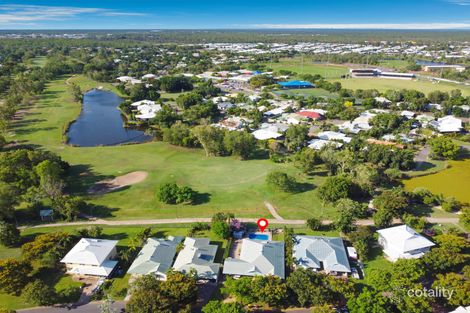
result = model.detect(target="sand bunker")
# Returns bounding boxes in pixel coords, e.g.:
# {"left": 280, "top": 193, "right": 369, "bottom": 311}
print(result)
{"left": 88, "top": 171, "right": 148, "bottom": 194}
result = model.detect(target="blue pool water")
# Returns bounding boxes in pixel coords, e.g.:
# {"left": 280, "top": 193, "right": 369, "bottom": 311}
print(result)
{"left": 249, "top": 233, "right": 269, "bottom": 240}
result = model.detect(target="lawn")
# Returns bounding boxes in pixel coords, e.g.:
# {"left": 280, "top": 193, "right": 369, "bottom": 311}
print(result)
{"left": 330, "top": 77, "right": 470, "bottom": 96}
{"left": 403, "top": 158, "right": 470, "bottom": 204}
{"left": 267, "top": 57, "right": 349, "bottom": 79}
{"left": 10, "top": 75, "right": 331, "bottom": 221}
{"left": 377, "top": 59, "right": 410, "bottom": 71}
{"left": 30, "top": 56, "right": 47, "bottom": 68}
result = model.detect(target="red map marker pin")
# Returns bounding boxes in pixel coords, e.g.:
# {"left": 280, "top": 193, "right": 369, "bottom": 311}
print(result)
{"left": 257, "top": 218, "right": 268, "bottom": 232}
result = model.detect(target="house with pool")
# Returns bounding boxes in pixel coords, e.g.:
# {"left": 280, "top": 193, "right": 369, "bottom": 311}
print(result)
{"left": 223, "top": 238, "right": 285, "bottom": 279}
{"left": 293, "top": 236, "right": 351, "bottom": 276}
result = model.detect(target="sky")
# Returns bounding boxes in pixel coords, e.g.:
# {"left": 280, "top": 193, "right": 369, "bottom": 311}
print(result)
{"left": 1, "top": 0, "right": 470, "bottom": 30}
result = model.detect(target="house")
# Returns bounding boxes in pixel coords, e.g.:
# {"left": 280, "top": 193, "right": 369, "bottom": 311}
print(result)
{"left": 316, "top": 131, "right": 352, "bottom": 143}
{"left": 429, "top": 115, "right": 463, "bottom": 133}
{"left": 61, "top": 238, "right": 118, "bottom": 277}
{"left": 293, "top": 236, "right": 351, "bottom": 276}
{"left": 127, "top": 236, "right": 184, "bottom": 280}
{"left": 130, "top": 100, "right": 162, "bottom": 120}
{"left": 172, "top": 237, "right": 221, "bottom": 281}
{"left": 400, "top": 110, "right": 415, "bottom": 119}
{"left": 449, "top": 306, "right": 470, "bottom": 313}
{"left": 223, "top": 239, "right": 285, "bottom": 279}
{"left": 252, "top": 124, "right": 283, "bottom": 140}
{"left": 308, "top": 139, "right": 343, "bottom": 150}
{"left": 296, "top": 110, "right": 323, "bottom": 121}
{"left": 377, "top": 225, "right": 435, "bottom": 262}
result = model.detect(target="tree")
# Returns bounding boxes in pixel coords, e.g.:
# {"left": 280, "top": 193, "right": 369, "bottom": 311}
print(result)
{"left": 127, "top": 271, "right": 197, "bottom": 313}
{"left": 310, "top": 304, "right": 336, "bottom": 313}
{"left": 176, "top": 92, "right": 202, "bottom": 109}
{"left": 22, "top": 280, "right": 56, "bottom": 305}
{"left": 162, "top": 122, "right": 197, "bottom": 148}
{"left": 441, "top": 197, "right": 461, "bottom": 212}
{"left": 0, "top": 183, "right": 17, "bottom": 221}
{"left": 306, "top": 218, "right": 322, "bottom": 231}
{"left": 222, "top": 276, "right": 257, "bottom": 305}
{"left": 192, "top": 126, "right": 225, "bottom": 157}
{"left": 249, "top": 75, "right": 275, "bottom": 88}
{"left": 429, "top": 136, "right": 460, "bottom": 160}
{"left": 53, "top": 195, "right": 85, "bottom": 221}
{"left": 223, "top": 131, "right": 257, "bottom": 160}
{"left": 348, "top": 226, "right": 374, "bottom": 261}
{"left": 251, "top": 275, "right": 288, "bottom": 308}
{"left": 156, "top": 183, "right": 196, "bottom": 205}
{"left": 373, "top": 189, "right": 408, "bottom": 228}
{"left": 22, "top": 232, "right": 74, "bottom": 266}
{"left": 0, "top": 259, "right": 31, "bottom": 295}
{"left": 266, "top": 171, "right": 297, "bottom": 193}
{"left": 317, "top": 175, "right": 353, "bottom": 203}
{"left": 211, "top": 221, "right": 230, "bottom": 239}
{"left": 347, "top": 288, "right": 392, "bottom": 313}
{"left": 202, "top": 301, "right": 246, "bottom": 313}
{"left": 284, "top": 125, "right": 309, "bottom": 152}
{"left": 432, "top": 272, "right": 470, "bottom": 306}
{"left": 0, "top": 222, "right": 20, "bottom": 247}
{"left": 294, "top": 149, "right": 320, "bottom": 174}
{"left": 286, "top": 268, "right": 333, "bottom": 307}
{"left": 334, "top": 209, "right": 356, "bottom": 233}
{"left": 373, "top": 208, "right": 394, "bottom": 229}
{"left": 99, "top": 295, "right": 118, "bottom": 313}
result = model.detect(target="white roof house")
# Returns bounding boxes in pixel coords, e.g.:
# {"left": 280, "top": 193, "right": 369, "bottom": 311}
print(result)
{"left": 223, "top": 239, "right": 285, "bottom": 279}
{"left": 377, "top": 225, "right": 435, "bottom": 262}
{"left": 172, "top": 237, "right": 221, "bottom": 281}
{"left": 316, "top": 131, "right": 352, "bottom": 143}
{"left": 308, "top": 139, "right": 342, "bottom": 150}
{"left": 61, "top": 238, "right": 118, "bottom": 277}
{"left": 293, "top": 236, "right": 351, "bottom": 275}
{"left": 450, "top": 306, "right": 470, "bottom": 313}
{"left": 130, "top": 100, "right": 162, "bottom": 120}
{"left": 429, "top": 115, "right": 463, "bottom": 133}
{"left": 127, "top": 236, "right": 184, "bottom": 280}
{"left": 252, "top": 127, "right": 282, "bottom": 140}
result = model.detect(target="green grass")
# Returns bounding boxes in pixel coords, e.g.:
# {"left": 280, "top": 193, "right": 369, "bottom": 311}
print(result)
{"left": 404, "top": 159, "right": 448, "bottom": 178}
{"left": 330, "top": 77, "right": 470, "bottom": 96}
{"left": 377, "top": 59, "right": 410, "bottom": 71}
{"left": 31, "top": 56, "right": 47, "bottom": 68}
{"left": 10, "top": 75, "right": 330, "bottom": 220}
{"left": 403, "top": 158, "right": 470, "bottom": 204}
{"left": 267, "top": 57, "right": 349, "bottom": 79}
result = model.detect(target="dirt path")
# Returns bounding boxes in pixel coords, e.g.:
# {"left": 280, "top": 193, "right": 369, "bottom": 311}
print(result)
{"left": 264, "top": 201, "right": 285, "bottom": 220}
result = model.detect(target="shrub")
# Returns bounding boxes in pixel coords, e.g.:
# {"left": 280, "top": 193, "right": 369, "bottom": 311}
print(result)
{"left": 306, "top": 218, "right": 322, "bottom": 231}
{"left": 441, "top": 197, "right": 461, "bottom": 212}
{"left": 429, "top": 136, "right": 460, "bottom": 160}
{"left": 22, "top": 280, "right": 56, "bottom": 305}
{"left": 0, "top": 222, "right": 20, "bottom": 247}
{"left": 211, "top": 221, "right": 230, "bottom": 239}
{"left": 76, "top": 226, "right": 103, "bottom": 238}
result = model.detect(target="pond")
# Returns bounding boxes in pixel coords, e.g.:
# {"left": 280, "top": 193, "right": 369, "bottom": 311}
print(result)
{"left": 67, "top": 89, "right": 151, "bottom": 147}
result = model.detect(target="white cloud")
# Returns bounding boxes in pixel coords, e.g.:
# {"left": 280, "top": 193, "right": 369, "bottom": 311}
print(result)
{"left": 0, "top": 4, "right": 147, "bottom": 25}
{"left": 446, "top": 0, "right": 470, "bottom": 5}
{"left": 250, "top": 23, "right": 470, "bottom": 29}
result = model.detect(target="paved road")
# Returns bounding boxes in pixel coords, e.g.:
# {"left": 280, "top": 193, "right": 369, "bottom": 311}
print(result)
{"left": 18, "top": 301, "right": 125, "bottom": 313}
{"left": 414, "top": 145, "right": 430, "bottom": 170}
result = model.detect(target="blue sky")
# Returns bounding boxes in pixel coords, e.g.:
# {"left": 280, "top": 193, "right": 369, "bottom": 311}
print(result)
{"left": 1, "top": 0, "right": 470, "bottom": 29}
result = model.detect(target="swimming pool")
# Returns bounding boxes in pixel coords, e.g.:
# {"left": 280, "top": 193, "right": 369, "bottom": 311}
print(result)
{"left": 249, "top": 233, "right": 269, "bottom": 241}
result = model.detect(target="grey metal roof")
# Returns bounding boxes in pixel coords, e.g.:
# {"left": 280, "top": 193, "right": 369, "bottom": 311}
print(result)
{"left": 223, "top": 239, "right": 285, "bottom": 279}
{"left": 127, "top": 236, "right": 184, "bottom": 276}
{"left": 293, "top": 236, "right": 351, "bottom": 273}
{"left": 172, "top": 237, "right": 221, "bottom": 280}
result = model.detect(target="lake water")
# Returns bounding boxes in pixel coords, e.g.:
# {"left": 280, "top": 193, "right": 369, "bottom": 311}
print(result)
{"left": 67, "top": 89, "right": 151, "bottom": 147}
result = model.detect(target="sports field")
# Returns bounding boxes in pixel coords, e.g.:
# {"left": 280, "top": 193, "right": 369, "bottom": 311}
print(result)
{"left": 330, "top": 77, "right": 470, "bottom": 96}
{"left": 267, "top": 57, "right": 349, "bottom": 79}
{"left": 10, "top": 75, "right": 332, "bottom": 220}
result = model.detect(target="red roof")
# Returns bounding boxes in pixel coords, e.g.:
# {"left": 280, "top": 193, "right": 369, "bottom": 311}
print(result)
{"left": 297, "top": 111, "right": 322, "bottom": 119}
